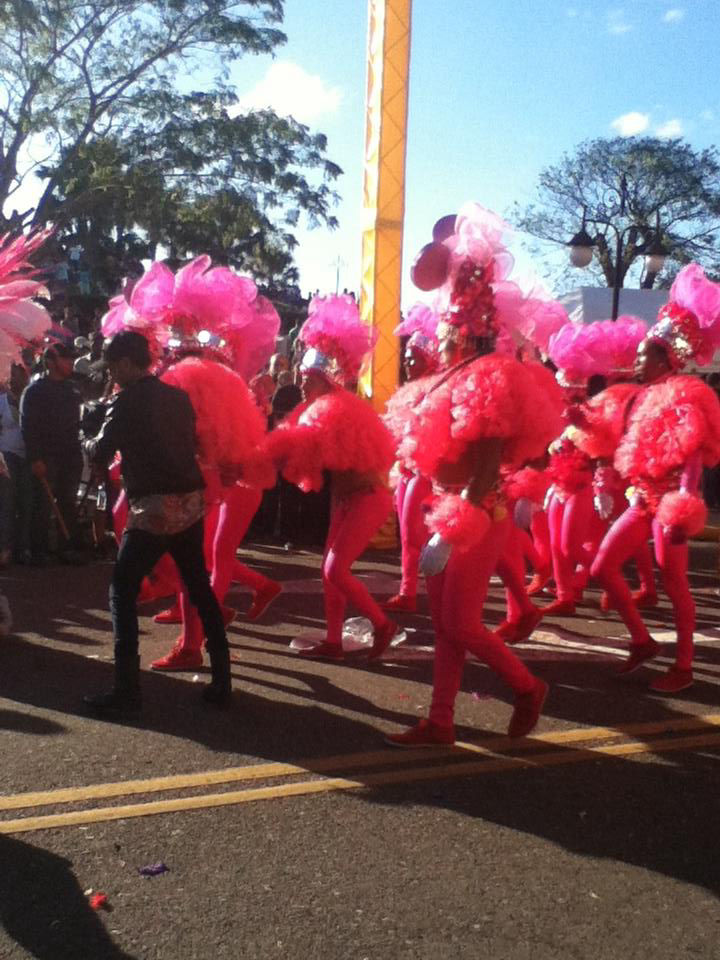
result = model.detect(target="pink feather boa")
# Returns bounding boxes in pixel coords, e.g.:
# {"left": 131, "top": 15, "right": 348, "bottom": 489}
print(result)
{"left": 656, "top": 491, "right": 708, "bottom": 536}
{"left": 161, "top": 357, "right": 273, "bottom": 488}
{"left": 615, "top": 375, "right": 720, "bottom": 480}
{"left": 266, "top": 388, "right": 396, "bottom": 493}
{"left": 383, "top": 375, "right": 436, "bottom": 451}
{"left": 571, "top": 382, "right": 640, "bottom": 460}
{"left": 425, "top": 494, "right": 491, "bottom": 551}
{"left": 399, "top": 355, "right": 564, "bottom": 477}
{"left": 504, "top": 467, "right": 551, "bottom": 505}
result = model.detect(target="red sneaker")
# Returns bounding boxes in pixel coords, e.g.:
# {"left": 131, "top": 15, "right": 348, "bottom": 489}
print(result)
{"left": 649, "top": 667, "right": 693, "bottom": 693}
{"left": 368, "top": 619, "right": 398, "bottom": 660}
{"left": 154, "top": 603, "right": 182, "bottom": 625}
{"left": 508, "top": 678, "right": 548, "bottom": 738}
{"left": 527, "top": 568, "right": 552, "bottom": 597}
{"left": 542, "top": 598, "right": 576, "bottom": 616}
{"left": 507, "top": 606, "right": 544, "bottom": 644}
{"left": 296, "top": 641, "right": 344, "bottom": 661}
{"left": 247, "top": 581, "right": 281, "bottom": 621}
{"left": 150, "top": 644, "right": 204, "bottom": 672}
{"left": 384, "top": 593, "right": 417, "bottom": 613}
{"left": 385, "top": 718, "right": 455, "bottom": 748}
{"left": 632, "top": 589, "right": 659, "bottom": 609}
{"left": 617, "top": 639, "right": 660, "bottom": 676}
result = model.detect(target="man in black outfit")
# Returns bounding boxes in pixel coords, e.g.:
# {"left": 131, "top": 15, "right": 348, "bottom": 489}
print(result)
{"left": 83, "top": 332, "right": 232, "bottom": 713}
{"left": 20, "top": 342, "right": 84, "bottom": 564}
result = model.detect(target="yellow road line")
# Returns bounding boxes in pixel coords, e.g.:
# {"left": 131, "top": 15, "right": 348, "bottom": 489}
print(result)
{"left": 1, "top": 713, "right": 719, "bottom": 813}
{"left": 1, "top": 729, "right": 719, "bottom": 835}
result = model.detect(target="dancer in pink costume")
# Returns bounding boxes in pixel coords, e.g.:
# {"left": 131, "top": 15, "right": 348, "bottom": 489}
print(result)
{"left": 383, "top": 303, "right": 439, "bottom": 612}
{"left": 266, "top": 294, "right": 398, "bottom": 661}
{"left": 99, "top": 256, "right": 280, "bottom": 673}
{"left": 504, "top": 466, "right": 553, "bottom": 597}
{"left": 385, "top": 204, "right": 564, "bottom": 748}
{"left": 591, "top": 265, "right": 720, "bottom": 692}
{"left": 543, "top": 316, "right": 651, "bottom": 616}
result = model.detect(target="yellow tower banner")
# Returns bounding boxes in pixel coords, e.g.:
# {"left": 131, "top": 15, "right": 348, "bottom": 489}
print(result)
{"left": 359, "top": 0, "right": 412, "bottom": 413}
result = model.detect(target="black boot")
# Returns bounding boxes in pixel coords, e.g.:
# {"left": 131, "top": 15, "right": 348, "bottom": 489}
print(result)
{"left": 203, "top": 643, "right": 232, "bottom": 707}
{"left": 84, "top": 654, "right": 142, "bottom": 715}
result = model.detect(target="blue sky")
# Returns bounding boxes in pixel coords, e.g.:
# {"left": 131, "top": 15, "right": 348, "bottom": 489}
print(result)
{"left": 230, "top": 0, "right": 720, "bottom": 303}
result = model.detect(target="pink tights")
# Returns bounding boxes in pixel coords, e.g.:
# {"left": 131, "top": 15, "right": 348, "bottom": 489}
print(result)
{"left": 530, "top": 510, "right": 551, "bottom": 570}
{"left": 547, "top": 486, "right": 595, "bottom": 601}
{"left": 497, "top": 522, "right": 538, "bottom": 622}
{"left": 427, "top": 517, "right": 536, "bottom": 727}
{"left": 395, "top": 474, "right": 431, "bottom": 597}
{"left": 323, "top": 487, "right": 393, "bottom": 646}
{"left": 591, "top": 505, "right": 694, "bottom": 669}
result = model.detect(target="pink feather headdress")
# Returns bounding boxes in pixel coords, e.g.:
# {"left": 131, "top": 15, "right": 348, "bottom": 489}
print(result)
{"left": 101, "top": 255, "right": 280, "bottom": 379}
{"left": 394, "top": 302, "right": 439, "bottom": 365}
{"left": 644, "top": 263, "right": 720, "bottom": 369}
{"left": 299, "top": 294, "right": 377, "bottom": 386}
{"left": 549, "top": 315, "right": 647, "bottom": 385}
{"left": 0, "top": 229, "right": 53, "bottom": 380}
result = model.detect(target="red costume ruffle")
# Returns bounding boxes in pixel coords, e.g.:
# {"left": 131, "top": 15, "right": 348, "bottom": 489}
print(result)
{"left": 504, "top": 466, "right": 552, "bottom": 505}
{"left": 656, "top": 490, "right": 708, "bottom": 537}
{"left": 570, "top": 383, "right": 641, "bottom": 460}
{"left": 425, "top": 494, "right": 492, "bottom": 550}
{"left": 267, "top": 388, "right": 396, "bottom": 493}
{"left": 615, "top": 375, "right": 720, "bottom": 482}
{"left": 161, "top": 356, "right": 273, "bottom": 488}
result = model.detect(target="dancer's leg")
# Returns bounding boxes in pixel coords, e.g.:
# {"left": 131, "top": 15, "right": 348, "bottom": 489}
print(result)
{"left": 496, "top": 523, "right": 536, "bottom": 622}
{"left": 322, "top": 488, "right": 393, "bottom": 634}
{"left": 399, "top": 475, "right": 431, "bottom": 598}
{"left": 591, "top": 506, "right": 654, "bottom": 648}
{"left": 653, "top": 519, "right": 694, "bottom": 670}
{"left": 211, "top": 485, "right": 263, "bottom": 603}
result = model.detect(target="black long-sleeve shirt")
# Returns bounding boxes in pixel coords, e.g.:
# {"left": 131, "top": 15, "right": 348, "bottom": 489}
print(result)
{"left": 86, "top": 375, "right": 203, "bottom": 499}
{"left": 20, "top": 376, "right": 82, "bottom": 464}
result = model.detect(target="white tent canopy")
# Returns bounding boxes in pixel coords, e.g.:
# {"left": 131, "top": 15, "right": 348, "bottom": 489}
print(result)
{"left": 558, "top": 287, "right": 668, "bottom": 326}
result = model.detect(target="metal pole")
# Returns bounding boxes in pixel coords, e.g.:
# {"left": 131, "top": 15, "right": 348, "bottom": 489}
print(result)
{"left": 611, "top": 174, "right": 628, "bottom": 321}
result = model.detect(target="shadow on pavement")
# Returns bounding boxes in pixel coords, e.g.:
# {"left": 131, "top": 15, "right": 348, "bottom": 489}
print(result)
{"left": 0, "top": 834, "right": 137, "bottom": 960}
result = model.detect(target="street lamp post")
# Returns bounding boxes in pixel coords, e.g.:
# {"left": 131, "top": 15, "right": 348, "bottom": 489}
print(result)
{"left": 566, "top": 175, "right": 668, "bottom": 320}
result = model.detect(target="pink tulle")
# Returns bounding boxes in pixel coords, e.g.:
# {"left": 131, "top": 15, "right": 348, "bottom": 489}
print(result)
{"left": 670, "top": 264, "right": 720, "bottom": 332}
{"left": 161, "top": 357, "right": 273, "bottom": 487}
{"left": 101, "top": 256, "right": 279, "bottom": 378}
{"left": 571, "top": 382, "right": 641, "bottom": 459}
{"left": 516, "top": 296, "right": 569, "bottom": 353}
{"left": 425, "top": 494, "right": 491, "bottom": 551}
{"left": 267, "top": 388, "right": 395, "bottom": 493}
{"left": 504, "top": 467, "right": 552, "bottom": 505}
{"left": 548, "top": 316, "right": 647, "bottom": 381}
{"left": 656, "top": 490, "right": 708, "bottom": 536}
{"left": 615, "top": 375, "right": 720, "bottom": 480}
{"left": 383, "top": 375, "right": 436, "bottom": 450}
{"left": 394, "top": 303, "right": 439, "bottom": 339}
{"left": 300, "top": 295, "right": 377, "bottom": 385}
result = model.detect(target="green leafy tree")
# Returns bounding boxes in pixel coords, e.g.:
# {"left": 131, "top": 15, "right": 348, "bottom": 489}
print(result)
{"left": 513, "top": 137, "right": 720, "bottom": 291}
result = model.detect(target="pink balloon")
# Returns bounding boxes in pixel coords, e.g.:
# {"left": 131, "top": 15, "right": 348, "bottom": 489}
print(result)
{"left": 432, "top": 214, "right": 457, "bottom": 243}
{"left": 411, "top": 241, "right": 450, "bottom": 291}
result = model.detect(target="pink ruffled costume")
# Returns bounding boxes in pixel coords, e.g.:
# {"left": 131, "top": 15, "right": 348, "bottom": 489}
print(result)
{"left": 591, "top": 265, "right": 720, "bottom": 683}
{"left": 401, "top": 352, "right": 564, "bottom": 728}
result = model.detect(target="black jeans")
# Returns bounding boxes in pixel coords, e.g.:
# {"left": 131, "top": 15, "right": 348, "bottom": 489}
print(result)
{"left": 111, "top": 519, "right": 227, "bottom": 661}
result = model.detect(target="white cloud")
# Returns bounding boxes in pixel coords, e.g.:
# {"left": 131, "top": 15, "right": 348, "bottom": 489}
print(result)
{"left": 656, "top": 118, "right": 684, "bottom": 138}
{"left": 607, "top": 9, "right": 632, "bottom": 33}
{"left": 611, "top": 111, "right": 650, "bottom": 136}
{"left": 662, "top": 8, "right": 685, "bottom": 22}
{"left": 566, "top": 7, "right": 578, "bottom": 17}
{"left": 700, "top": 109, "right": 715, "bottom": 122}
{"left": 233, "top": 62, "right": 343, "bottom": 125}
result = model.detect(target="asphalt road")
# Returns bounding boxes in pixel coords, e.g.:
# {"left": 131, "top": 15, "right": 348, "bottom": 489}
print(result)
{"left": 0, "top": 537, "right": 719, "bottom": 959}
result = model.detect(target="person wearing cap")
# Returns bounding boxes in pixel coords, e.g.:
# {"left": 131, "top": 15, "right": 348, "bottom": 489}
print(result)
{"left": 591, "top": 265, "right": 720, "bottom": 693}
{"left": 0, "top": 363, "right": 32, "bottom": 565}
{"left": 20, "top": 341, "right": 84, "bottom": 564}
{"left": 83, "top": 330, "right": 233, "bottom": 713}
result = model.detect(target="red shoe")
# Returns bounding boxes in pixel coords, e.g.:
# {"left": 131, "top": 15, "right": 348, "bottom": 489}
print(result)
{"left": 247, "top": 581, "right": 281, "bottom": 621}
{"left": 527, "top": 568, "right": 552, "bottom": 597}
{"left": 508, "top": 678, "right": 548, "bottom": 738}
{"left": 296, "top": 641, "right": 344, "bottom": 661}
{"left": 368, "top": 619, "right": 398, "bottom": 660}
{"left": 150, "top": 643, "right": 204, "bottom": 672}
{"left": 617, "top": 639, "right": 660, "bottom": 676}
{"left": 507, "top": 606, "right": 544, "bottom": 645}
{"left": 384, "top": 593, "right": 417, "bottom": 613}
{"left": 632, "top": 589, "right": 659, "bottom": 609}
{"left": 543, "top": 597, "right": 576, "bottom": 616}
{"left": 154, "top": 603, "right": 182, "bottom": 625}
{"left": 649, "top": 666, "right": 693, "bottom": 693}
{"left": 600, "top": 591, "right": 612, "bottom": 613}
{"left": 385, "top": 717, "right": 455, "bottom": 748}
